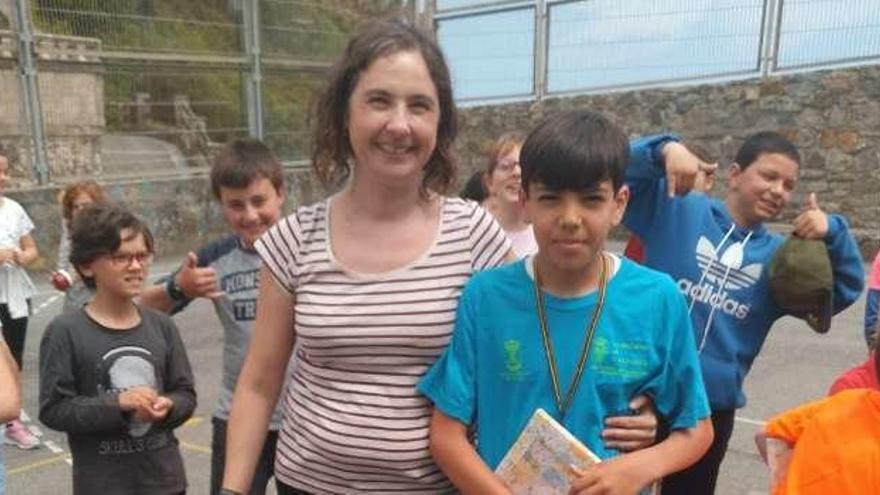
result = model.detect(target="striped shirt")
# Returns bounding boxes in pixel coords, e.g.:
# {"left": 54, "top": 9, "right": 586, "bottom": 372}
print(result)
{"left": 255, "top": 196, "right": 511, "bottom": 494}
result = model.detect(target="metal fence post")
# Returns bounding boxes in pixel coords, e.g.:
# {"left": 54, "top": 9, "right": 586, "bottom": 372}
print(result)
{"left": 534, "top": 0, "right": 548, "bottom": 101}
{"left": 422, "top": 0, "right": 436, "bottom": 33}
{"left": 243, "top": 0, "right": 264, "bottom": 140}
{"left": 12, "top": 0, "right": 49, "bottom": 184}
{"left": 759, "top": 0, "right": 783, "bottom": 76}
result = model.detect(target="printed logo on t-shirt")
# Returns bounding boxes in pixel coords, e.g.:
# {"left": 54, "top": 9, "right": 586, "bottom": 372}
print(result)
{"left": 501, "top": 339, "right": 530, "bottom": 382}
{"left": 221, "top": 268, "right": 259, "bottom": 321}
{"left": 589, "top": 336, "right": 651, "bottom": 379}
{"left": 97, "top": 431, "right": 171, "bottom": 456}
{"left": 676, "top": 236, "right": 762, "bottom": 320}
{"left": 96, "top": 346, "right": 159, "bottom": 438}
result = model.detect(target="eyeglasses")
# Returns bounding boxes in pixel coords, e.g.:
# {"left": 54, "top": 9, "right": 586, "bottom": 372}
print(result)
{"left": 496, "top": 159, "right": 520, "bottom": 172}
{"left": 107, "top": 251, "right": 153, "bottom": 268}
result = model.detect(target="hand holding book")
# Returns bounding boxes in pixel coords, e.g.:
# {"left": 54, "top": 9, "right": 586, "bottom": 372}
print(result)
{"left": 496, "top": 409, "right": 659, "bottom": 495}
{"left": 568, "top": 456, "right": 654, "bottom": 495}
{"left": 495, "top": 409, "right": 600, "bottom": 494}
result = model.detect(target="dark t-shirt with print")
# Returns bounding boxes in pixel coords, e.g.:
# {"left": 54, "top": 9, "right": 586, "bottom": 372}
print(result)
{"left": 39, "top": 306, "right": 196, "bottom": 495}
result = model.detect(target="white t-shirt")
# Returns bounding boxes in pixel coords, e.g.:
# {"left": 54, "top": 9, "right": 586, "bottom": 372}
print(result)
{"left": 507, "top": 224, "right": 538, "bottom": 259}
{"left": 0, "top": 197, "right": 37, "bottom": 317}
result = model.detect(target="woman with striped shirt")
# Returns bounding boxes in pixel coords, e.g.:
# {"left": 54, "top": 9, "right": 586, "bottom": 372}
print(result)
{"left": 221, "top": 20, "right": 656, "bottom": 495}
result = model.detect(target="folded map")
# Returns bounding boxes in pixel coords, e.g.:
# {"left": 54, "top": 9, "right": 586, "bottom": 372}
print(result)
{"left": 495, "top": 408, "right": 601, "bottom": 494}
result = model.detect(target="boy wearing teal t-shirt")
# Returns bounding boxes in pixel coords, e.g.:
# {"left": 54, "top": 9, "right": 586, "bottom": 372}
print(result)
{"left": 419, "top": 110, "right": 714, "bottom": 494}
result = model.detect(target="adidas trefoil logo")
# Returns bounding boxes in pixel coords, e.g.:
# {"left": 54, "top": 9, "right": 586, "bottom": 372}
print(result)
{"left": 695, "top": 237, "right": 762, "bottom": 290}
{"left": 677, "top": 236, "right": 762, "bottom": 320}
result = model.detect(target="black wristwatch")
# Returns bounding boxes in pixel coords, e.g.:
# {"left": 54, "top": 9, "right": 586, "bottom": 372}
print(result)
{"left": 165, "top": 274, "right": 187, "bottom": 302}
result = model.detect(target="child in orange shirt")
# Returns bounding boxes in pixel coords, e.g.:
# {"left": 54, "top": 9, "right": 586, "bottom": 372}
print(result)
{"left": 756, "top": 347, "right": 880, "bottom": 495}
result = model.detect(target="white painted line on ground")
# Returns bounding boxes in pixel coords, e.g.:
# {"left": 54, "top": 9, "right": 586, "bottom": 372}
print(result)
{"left": 32, "top": 289, "right": 64, "bottom": 299}
{"left": 735, "top": 415, "right": 767, "bottom": 427}
{"left": 42, "top": 440, "right": 64, "bottom": 455}
{"left": 31, "top": 294, "right": 62, "bottom": 316}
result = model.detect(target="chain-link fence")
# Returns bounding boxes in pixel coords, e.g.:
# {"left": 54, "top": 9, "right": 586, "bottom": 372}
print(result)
{"left": 1, "top": 1, "right": 43, "bottom": 182}
{"left": 775, "top": 0, "right": 880, "bottom": 70}
{"left": 0, "top": 0, "right": 413, "bottom": 185}
{"left": 7, "top": 0, "right": 875, "bottom": 185}
{"left": 433, "top": 0, "right": 880, "bottom": 102}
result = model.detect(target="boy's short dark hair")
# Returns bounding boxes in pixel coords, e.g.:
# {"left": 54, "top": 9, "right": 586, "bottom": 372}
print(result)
{"left": 460, "top": 170, "right": 487, "bottom": 203}
{"left": 210, "top": 138, "right": 284, "bottom": 199}
{"left": 735, "top": 131, "right": 801, "bottom": 170}
{"left": 520, "top": 110, "right": 629, "bottom": 194}
{"left": 69, "top": 203, "right": 154, "bottom": 288}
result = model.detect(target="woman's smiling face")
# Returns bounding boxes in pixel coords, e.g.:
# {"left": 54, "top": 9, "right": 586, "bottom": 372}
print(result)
{"left": 346, "top": 50, "right": 440, "bottom": 187}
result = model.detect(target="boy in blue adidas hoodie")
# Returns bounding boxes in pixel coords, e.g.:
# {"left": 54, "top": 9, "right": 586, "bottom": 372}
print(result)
{"left": 624, "top": 131, "right": 865, "bottom": 494}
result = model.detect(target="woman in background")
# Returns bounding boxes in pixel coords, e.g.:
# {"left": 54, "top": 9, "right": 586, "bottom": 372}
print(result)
{"left": 481, "top": 131, "right": 537, "bottom": 258}
{"left": 51, "top": 181, "right": 108, "bottom": 312}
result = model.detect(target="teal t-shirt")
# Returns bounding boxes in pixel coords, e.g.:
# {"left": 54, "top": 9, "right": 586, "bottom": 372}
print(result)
{"left": 418, "top": 255, "right": 710, "bottom": 468}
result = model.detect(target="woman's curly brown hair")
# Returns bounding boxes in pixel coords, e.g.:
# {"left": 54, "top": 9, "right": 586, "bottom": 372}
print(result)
{"left": 311, "top": 19, "right": 458, "bottom": 196}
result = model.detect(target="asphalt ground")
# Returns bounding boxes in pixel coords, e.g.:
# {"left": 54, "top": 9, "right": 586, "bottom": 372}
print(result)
{"left": 3, "top": 253, "right": 871, "bottom": 495}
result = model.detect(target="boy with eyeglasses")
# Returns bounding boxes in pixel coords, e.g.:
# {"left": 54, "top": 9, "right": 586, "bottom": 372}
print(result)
{"left": 39, "top": 202, "right": 196, "bottom": 495}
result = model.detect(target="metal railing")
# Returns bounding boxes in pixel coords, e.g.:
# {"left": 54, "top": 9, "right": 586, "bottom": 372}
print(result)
{"left": 430, "top": 0, "right": 880, "bottom": 103}
{"left": 5, "top": 0, "right": 875, "bottom": 183}
{"left": 0, "top": 0, "right": 413, "bottom": 185}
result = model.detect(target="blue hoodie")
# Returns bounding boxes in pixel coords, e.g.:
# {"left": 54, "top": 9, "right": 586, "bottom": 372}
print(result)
{"left": 624, "top": 135, "right": 866, "bottom": 410}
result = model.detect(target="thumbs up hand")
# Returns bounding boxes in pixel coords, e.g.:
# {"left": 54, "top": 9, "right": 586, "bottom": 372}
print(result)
{"left": 176, "top": 251, "right": 223, "bottom": 299}
{"left": 792, "top": 192, "right": 829, "bottom": 240}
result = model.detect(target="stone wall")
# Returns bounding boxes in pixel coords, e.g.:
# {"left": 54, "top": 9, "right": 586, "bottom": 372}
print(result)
{"left": 37, "top": 34, "right": 105, "bottom": 179}
{"left": 0, "top": 29, "right": 41, "bottom": 184}
{"left": 0, "top": 29, "right": 103, "bottom": 184}
{"left": 9, "top": 65, "right": 879, "bottom": 268}
{"left": 0, "top": 0, "right": 9, "bottom": 28}
{"left": 454, "top": 65, "right": 880, "bottom": 258}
